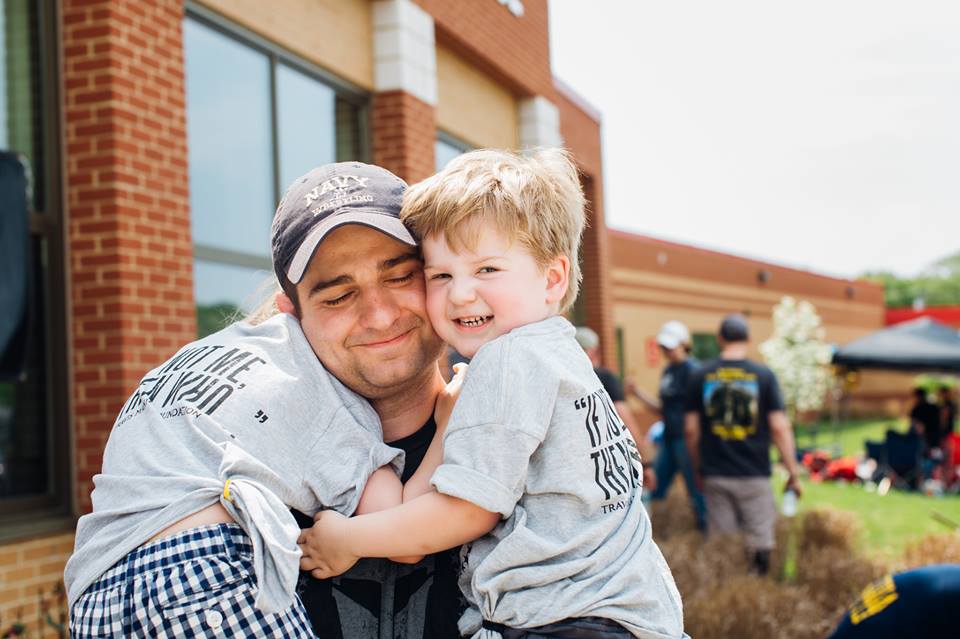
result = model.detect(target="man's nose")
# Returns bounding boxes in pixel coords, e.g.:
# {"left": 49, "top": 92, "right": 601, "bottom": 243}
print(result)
{"left": 447, "top": 277, "right": 477, "bottom": 306}
{"left": 358, "top": 287, "right": 402, "bottom": 330}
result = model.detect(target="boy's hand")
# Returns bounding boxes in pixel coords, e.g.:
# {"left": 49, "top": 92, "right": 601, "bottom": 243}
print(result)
{"left": 434, "top": 363, "right": 467, "bottom": 431}
{"left": 297, "top": 511, "right": 359, "bottom": 579}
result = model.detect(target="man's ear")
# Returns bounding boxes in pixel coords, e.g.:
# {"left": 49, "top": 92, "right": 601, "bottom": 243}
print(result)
{"left": 276, "top": 291, "right": 298, "bottom": 316}
{"left": 544, "top": 255, "right": 570, "bottom": 306}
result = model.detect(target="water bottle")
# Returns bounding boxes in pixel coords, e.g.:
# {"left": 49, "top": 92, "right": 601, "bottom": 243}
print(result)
{"left": 781, "top": 488, "right": 798, "bottom": 518}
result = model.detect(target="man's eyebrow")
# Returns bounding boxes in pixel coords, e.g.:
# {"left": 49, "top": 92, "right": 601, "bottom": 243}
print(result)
{"left": 381, "top": 251, "right": 421, "bottom": 270}
{"left": 307, "top": 274, "right": 353, "bottom": 298}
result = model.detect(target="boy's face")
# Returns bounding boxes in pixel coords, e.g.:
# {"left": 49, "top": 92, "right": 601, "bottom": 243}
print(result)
{"left": 422, "top": 225, "right": 565, "bottom": 358}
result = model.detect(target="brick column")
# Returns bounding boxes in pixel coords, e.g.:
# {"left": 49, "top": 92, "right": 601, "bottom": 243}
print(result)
{"left": 62, "top": 0, "right": 195, "bottom": 513}
{"left": 580, "top": 174, "right": 617, "bottom": 369}
{"left": 371, "top": 0, "right": 437, "bottom": 183}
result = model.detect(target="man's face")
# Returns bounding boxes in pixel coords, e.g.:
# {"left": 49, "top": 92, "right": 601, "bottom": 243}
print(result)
{"left": 286, "top": 225, "right": 444, "bottom": 399}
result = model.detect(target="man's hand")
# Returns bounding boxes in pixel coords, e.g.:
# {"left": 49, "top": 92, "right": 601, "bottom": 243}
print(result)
{"left": 298, "top": 511, "right": 359, "bottom": 579}
{"left": 784, "top": 473, "right": 803, "bottom": 498}
{"left": 434, "top": 363, "right": 467, "bottom": 431}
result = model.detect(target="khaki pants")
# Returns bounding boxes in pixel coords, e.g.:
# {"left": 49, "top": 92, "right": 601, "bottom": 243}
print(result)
{"left": 702, "top": 476, "right": 776, "bottom": 551}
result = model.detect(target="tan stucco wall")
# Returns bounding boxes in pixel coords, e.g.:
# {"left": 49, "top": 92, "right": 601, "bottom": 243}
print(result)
{"left": 436, "top": 45, "right": 518, "bottom": 149}
{"left": 197, "top": 0, "right": 373, "bottom": 90}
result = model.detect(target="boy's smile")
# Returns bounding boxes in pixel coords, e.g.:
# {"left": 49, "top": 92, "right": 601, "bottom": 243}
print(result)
{"left": 422, "top": 225, "right": 566, "bottom": 358}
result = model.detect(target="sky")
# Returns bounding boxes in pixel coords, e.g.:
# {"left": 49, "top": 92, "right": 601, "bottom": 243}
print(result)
{"left": 548, "top": 1, "right": 960, "bottom": 279}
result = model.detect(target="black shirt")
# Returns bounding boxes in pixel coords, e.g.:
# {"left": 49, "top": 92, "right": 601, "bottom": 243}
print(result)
{"left": 293, "top": 416, "right": 464, "bottom": 639}
{"left": 909, "top": 400, "right": 942, "bottom": 448}
{"left": 660, "top": 358, "right": 697, "bottom": 440}
{"left": 684, "top": 358, "right": 784, "bottom": 477}
{"left": 594, "top": 367, "right": 624, "bottom": 402}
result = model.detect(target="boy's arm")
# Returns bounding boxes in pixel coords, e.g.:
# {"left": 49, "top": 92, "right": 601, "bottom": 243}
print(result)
{"left": 300, "top": 491, "right": 499, "bottom": 579}
{"left": 401, "top": 364, "right": 466, "bottom": 502}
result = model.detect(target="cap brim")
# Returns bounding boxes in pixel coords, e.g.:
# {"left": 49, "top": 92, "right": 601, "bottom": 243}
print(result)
{"left": 286, "top": 210, "right": 417, "bottom": 284}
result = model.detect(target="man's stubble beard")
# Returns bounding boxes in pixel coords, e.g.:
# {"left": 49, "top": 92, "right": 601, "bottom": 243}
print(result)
{"left": 350, "top": 330, "right": 445, "bottom": 401}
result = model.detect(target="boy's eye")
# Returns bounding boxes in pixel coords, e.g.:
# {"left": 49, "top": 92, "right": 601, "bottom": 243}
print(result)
{"left": 429, "top": 272, "right": 451, "bottom": 281}
{"left": 478, "top": 266, "right": 499, "bottom": 274}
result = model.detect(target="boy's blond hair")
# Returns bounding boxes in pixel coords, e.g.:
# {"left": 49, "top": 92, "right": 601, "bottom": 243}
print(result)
{"left": 401, "top": 148, "right": 586, "bottom": 312}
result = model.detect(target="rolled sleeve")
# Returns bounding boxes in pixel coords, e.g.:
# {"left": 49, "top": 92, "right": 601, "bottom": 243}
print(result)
{"left": 431, "top": 424, "right": 542, "bottom": 517}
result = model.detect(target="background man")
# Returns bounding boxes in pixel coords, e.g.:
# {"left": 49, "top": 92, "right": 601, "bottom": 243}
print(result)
{"left": 684, "top": 314, "right": 802, "bottom": 575}
{"left": 268, "top": 162, "right": 462, "bottom": 638}
{"left": 628, "top": 321, "right": 705, "bottom": 531}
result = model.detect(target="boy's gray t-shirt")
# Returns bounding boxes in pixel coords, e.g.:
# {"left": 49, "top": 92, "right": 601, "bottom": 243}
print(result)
{"left": 431, "top": 316, "right": 685, "bottom": 639}
{"left": 64, "top": 313, "right": 401, "bottom": 613}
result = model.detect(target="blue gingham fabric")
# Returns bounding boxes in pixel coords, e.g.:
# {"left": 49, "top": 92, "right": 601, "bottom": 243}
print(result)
{"left": 69, "top": 523, "right": 315, "bottom": 638}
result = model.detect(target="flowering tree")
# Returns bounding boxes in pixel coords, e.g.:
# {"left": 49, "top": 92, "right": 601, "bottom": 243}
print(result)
{"left": 760, "top": 296, "right": 833, "bottom": 421}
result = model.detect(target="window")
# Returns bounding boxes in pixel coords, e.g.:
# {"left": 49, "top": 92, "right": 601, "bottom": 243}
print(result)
{"left": 692, "top": 332, "right": 720, "bottom": 361}
{"left": 184, "top": 8, "right": 367, "bottom": 336}
{"left": 0, "top": 0, "right": 69, "bottom": 521}
{"left": 435, "top": 131, "right": 472, "bottom": 172}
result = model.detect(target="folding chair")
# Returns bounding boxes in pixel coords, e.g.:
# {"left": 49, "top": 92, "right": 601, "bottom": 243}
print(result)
{"left": 884, "top": 430, "right": 923, "bottom": 490}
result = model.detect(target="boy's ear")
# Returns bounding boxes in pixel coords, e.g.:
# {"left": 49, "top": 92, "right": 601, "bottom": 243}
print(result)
{"left": 544, "top": 255, "right": 570, "bottom": 306}
{"left": 276, "top": 291, "right": 298, "bottom": 316}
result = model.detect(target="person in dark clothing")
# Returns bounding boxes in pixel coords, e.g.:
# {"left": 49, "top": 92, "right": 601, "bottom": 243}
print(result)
{"left": 627, "top": 321, "right": 705, "bottom": 531}
{"left": 827, "top": 564, "right": 960, "bottom": 639}
{"left": 684, "top": 314, "right": 802, "bottom": 575}
{"left": 909, "top": 387, "right": 943, "bottom": 453}
{"left": 939, "top": 385, "right": 957, "bottom": 437}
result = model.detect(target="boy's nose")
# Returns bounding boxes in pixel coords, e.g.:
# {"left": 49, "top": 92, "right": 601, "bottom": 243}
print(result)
{"left": 447, "top": 278, "right": 477, "bottom": 306}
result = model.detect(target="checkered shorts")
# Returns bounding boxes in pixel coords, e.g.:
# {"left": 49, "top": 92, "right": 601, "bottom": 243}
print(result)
{"left": 70, "top": 523, "right": 315, "bottom": 638}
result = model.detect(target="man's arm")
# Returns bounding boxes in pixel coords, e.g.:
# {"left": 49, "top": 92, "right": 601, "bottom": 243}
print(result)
{"left": 684, "top": 411, "right": 702, "bottom": 484}
{"left": 769, "top": 410, "right": 802, "bottom": 496}
{"left": 300, "top": 492, "right": 499, "bottom": 579}
{"left": 626, "top": 379, "right": 662, "bottom": 415}
{"left": 616, "top": 400, "right": 656, "bottom": 492}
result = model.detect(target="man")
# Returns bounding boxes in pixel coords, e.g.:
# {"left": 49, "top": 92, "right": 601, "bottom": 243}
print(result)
{"left": 909, "top": 387, "right": 942, "bottom": 454}
{"left": 268, "top": 162, "right": 463, "bottom": 638}
{"left": 575, "top": 327, "right": 656, "bottom": 492}
{"left": 684, "top": 314, "right": 801, "bottom": 575}
{"left": 628, "top": 321, "right": 705, "bottom": 530}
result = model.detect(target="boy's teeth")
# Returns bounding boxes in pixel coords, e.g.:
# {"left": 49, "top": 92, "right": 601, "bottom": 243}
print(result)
{"left": 459, "top": 316, "right": 488, "bottom": 327}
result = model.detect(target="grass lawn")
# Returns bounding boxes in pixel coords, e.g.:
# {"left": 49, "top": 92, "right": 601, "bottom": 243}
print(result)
{"left": 776, "top": 477, "right": 960, "bottom": 558}
{"left": 794, "top": 417, "right": 908, "bottom": 458}
{"left": 778, "top": 417, "right": 960, "bottom": 558}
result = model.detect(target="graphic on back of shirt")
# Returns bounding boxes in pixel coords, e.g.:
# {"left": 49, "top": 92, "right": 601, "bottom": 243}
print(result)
{"left": 575, "top": 386, "right": 643, "bottom": 514}
{"left": 703, "top": 367, "right": 759, "bottom": 441}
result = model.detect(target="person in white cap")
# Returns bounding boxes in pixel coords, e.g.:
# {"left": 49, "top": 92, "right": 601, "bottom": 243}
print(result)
{"left": 627, "top": 321, "right": 706, "bottom": 530}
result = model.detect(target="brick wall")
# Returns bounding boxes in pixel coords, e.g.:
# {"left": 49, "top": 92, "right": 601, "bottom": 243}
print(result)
{"left": 0, "top": 532, "right": 74, "bottom": 637}
{"left": 414, "top": 0, "right": 551, "bottom": 98}
{"left": 372, "top": 90, "right": 436, "bottom": 184}
{"left": 62, "top": 0, "right": 195, "bottom": 514}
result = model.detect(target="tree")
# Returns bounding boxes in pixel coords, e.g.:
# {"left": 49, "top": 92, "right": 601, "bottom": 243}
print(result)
{"left": 760, "top": 296, "right": 833, "bottom": 421}
{"left": 862, "top": 249, "right": 960, "bottom": 308}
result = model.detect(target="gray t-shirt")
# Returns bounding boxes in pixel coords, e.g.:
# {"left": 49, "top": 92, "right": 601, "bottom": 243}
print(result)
{"left": 431, "top": 316, "right": 685, "bottom": 639}
{"left": 64, "top": 314, "right": 401, "bottom": 613}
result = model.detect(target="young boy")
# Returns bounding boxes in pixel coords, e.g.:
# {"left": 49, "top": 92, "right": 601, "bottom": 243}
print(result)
{"left": 301, "top": 149, "right": 686, "bottom": 639}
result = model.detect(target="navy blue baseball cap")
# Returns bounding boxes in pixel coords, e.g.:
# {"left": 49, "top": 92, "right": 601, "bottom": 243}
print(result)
{"left": 271, "top": 162, "right": 417, "bottom": 286}
{"left": 719, "top": 314, "right": 750, "bottom": 342}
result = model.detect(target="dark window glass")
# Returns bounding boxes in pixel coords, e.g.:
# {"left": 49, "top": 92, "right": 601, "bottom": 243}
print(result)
{"left": 692, "top": 332, "right": 720, "bottom": 361}
{"left": 0, "top": 0, "right": 65, "bottom": 514}
{"left": 435, "top": 135, "right": 470, "bottom": 172}
{"left": 184, "top": 15, "right": 365, "bottom": 337}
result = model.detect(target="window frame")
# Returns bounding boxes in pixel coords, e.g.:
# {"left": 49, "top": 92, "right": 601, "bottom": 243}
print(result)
{"left": 185, "top": 1, "right": 371, "bottom": 276}
{"left": 0, "top": 0, "right": 71, "bottom": 533}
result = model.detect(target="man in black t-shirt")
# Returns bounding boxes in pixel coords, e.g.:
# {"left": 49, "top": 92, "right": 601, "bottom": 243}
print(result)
{"left": 627, "top": 321, "right": 705, "bottom": 531}
{"left": 684, "top": 314, "right": 802, "bottom": 574}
